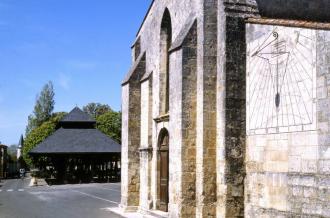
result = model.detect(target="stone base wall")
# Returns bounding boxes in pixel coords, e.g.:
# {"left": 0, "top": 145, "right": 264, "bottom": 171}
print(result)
{"left": 245, "top": 131, "right": 323, "bottom": 217}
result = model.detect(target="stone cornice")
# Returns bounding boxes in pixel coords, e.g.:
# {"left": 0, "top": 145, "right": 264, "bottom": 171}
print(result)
{"left": 247, "top": 18, "right": 330, "bottom": 30}
{"left": 154, "top": 114, "right": 169, "bottom": 123}
{"left": 139, "top": 147, "right": 153, "bottom": 153}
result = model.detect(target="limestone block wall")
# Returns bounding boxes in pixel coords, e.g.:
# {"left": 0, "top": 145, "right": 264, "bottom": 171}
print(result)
{"left": 123, "top": 0, "right": 330, "bottom": 217}
{"left": 245, "top": 132, "right": 320, "bottom": 217}
{"left": 139, "top": 76, "right": 153, "bottom": 212}
{"left": 245, "top": 23, "right": 330, "bottom": 217}
{"left": 121, "top": 84, "right": 130, "bottom": 208}
{"left": 129, "top": 0, "right": 202, "bottom": 217}
{"left": 178, "top": 21, "right": 198, "bottom": 217}
{"left": 195, "top": 0, "right": 218, "bottom": 217}
{"left": 217, "top": 1, "right": 258, "bottom": 217}
{"left": 121, "top": 53, "right": 146, "bottom": 211}
{"left": 315, "top": 30, "right": 330, "bottom": 217}
{"left": 167, "top": 50, "right": 183, "bottom": 217}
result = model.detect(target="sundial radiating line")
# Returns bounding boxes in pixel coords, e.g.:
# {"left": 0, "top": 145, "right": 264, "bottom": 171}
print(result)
{"left": 249, "top": 61, "right": 270, "bottom": 124}
{"left": 249, "top": 61, "right": 268, "bottom": 122}
{"left": 298, "top": 41, "right": 312, "bottom": 51}
{"left": 255, "top": 65, "right": 271, "bottom": 128}
{"left": 292, "top": 60, "right": 312, "bottom": 99}
{"left": 289, "top": 64, "right": 312, "bottom": 124}
{"left": 266, "top": 63, "right": 276, "bottom": 128}
{"left": 249, "top": 58, "right": 267, "bottom": 86}
{"left": 279, "top": 53, "right": 291, "bottom": 95}
{"left": 283, "top": 76, "right": 290, "bottom": 127}
{"left": 291, "top": 51, "right": 312, "bottom": 80}
{"left": 251, "top": 66, "right": 269, "bottom": 126}
{"left": 284, "top": 63, "right": 296, "bottom": 126}
{"left": 295, "top": 46, "right": 314, "bottom": 66}
{"left": 288, "top": 64, "right": 303, "bottom": 125}
{"left": 299, "top": 33, "right": 313, "bottom": 41}
{"left": 249, "top": 60, "right": 266, "bottom": 101}
{"left": 259, "top": 65, "right": 272, "bottom": 128}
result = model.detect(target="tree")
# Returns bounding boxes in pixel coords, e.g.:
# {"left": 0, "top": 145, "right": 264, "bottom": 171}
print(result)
{"left": 26, "top": 81, "right": 55, "bottom": 135}
{"left": 96, "top": 110, "right": 121, "bottom": 143}
{"left": 23, "top": 112, "right": 66, "bottom": 167}
{"left": 83, "top": 103, "right": 112, "bottom": 119}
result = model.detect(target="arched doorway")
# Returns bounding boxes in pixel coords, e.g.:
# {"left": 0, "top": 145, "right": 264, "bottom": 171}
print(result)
{"left": 158, "top": 129, "right": 169, "bottom": 212}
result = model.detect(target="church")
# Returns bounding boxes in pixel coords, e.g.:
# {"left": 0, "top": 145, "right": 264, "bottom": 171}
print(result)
{"left": 121, "top": 0, "right": 330, "bottom": 217}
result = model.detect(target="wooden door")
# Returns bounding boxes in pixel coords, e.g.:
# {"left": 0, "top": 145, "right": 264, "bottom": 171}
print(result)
{"left": 159, "top": 133, "right": 169, "bottom": 212}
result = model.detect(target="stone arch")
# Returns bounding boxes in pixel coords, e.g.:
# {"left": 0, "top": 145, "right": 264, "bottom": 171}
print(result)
{"left": 156, "top": 128, "right": 169, "bottom": 212}
{"left": 159, "top": 8, "right": 172, "bottom": 114}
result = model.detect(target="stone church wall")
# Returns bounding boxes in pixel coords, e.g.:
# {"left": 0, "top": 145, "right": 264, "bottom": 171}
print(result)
{"left": 126, "top": 0, "right": 202, "bottom": 216}
{"left": 139, "top": 76, "right": 153, "bottom": 212}
{"left": 216, "top": 1, "right": 258, "bottom": 216}
{"left": 122, "top": 0, "right": 330, "bottom": 217}
{"left": 245, "top": 23, "right": 330, "bottom": 217}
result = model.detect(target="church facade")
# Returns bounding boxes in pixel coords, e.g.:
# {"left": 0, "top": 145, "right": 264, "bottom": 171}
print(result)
{"left": 121, "top": 0, "right": 330, "bottom": 217}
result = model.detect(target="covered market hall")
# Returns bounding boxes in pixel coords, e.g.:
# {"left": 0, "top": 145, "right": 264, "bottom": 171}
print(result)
{"left": 29, "top": 107, "right": 121, "bottom": 184}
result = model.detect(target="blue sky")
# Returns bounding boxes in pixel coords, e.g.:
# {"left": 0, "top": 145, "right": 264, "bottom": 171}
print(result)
{"left": 0, "top": 0, "right": 151, "bottom": 145}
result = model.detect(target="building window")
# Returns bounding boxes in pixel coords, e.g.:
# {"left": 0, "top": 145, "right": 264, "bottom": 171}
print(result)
{"left": 160, "top": 8, "right": 172, "bottom": 114}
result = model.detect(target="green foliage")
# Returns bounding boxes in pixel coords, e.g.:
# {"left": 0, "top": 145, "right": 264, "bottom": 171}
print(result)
{"left": 23, "top": 112, "right": 66, "bottom": 167}
{"left": 96, "top": 110, "right": 121, "bottom": 143}
{"left": 83, "top": 103, "right": 112, "bottom": 119}
{"left": 26, "top": 81, "right": 55, "bottom": 135}
{"left": 83, "top": 102, "right": 121, "bottom": 143}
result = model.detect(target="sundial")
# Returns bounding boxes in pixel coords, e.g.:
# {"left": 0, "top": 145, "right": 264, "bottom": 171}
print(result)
{"left": 247, "top": 25, "right": 316, "bottom": 134}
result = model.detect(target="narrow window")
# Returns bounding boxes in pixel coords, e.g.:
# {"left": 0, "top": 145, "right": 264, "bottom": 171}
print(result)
{"left": 160, "top": 9, "right": 172, "bottom": 114}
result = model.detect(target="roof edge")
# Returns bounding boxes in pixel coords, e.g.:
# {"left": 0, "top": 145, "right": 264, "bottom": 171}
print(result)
{"left": 136, "top": 0, "right": 155, "bottom": 37}
{"left": 29, "top": 128, "right": 121, "bottom": 155}
{"left": 140, "top": 70, "right": 153, "bottom": 83}
{"left": 169, "top": 16, "right": 197, "bottom": 53}
{"left": 61, "top": 107, "right": 95, "bottom": 123}
{"left": 122, "top": 51, "right": 146, "bottom": 86}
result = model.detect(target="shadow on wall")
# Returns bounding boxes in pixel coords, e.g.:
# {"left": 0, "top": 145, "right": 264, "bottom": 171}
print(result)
{"left": 256, "top": 0, "right": 330, "bottom": 22}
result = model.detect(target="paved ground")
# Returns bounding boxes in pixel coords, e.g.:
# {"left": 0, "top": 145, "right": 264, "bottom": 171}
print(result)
{"left": 0, "top": 178, "right": 122, "bottom": 218}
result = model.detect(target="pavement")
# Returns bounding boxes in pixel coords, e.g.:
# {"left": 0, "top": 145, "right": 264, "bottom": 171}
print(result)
{"left": 0, "top": 178, "right": 123, "bottom": 218}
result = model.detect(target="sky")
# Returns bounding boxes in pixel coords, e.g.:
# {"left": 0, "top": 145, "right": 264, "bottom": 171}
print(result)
{"left": 0, "top": 0, "right": 152, "bottom": 145}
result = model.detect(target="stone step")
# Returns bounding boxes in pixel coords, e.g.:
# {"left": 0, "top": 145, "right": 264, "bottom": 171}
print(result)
{"left": 105, "top": 207, "right": 168, "bottom": 218}
{"left": 142, "top": 210, "right": 168, "bottom": 218}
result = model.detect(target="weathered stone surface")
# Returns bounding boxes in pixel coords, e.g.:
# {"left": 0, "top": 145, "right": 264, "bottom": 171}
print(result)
{"left": 121, "top": 0, "right": 330, "bottom": 217}
{"left": 256, "top": 0, "right": 330, "bottom": 22}
{"left": 121, "top": 53, "right": 146, "bottom": 211}
{"left": 245, "top": 25, "right": 330, "bottom": 218}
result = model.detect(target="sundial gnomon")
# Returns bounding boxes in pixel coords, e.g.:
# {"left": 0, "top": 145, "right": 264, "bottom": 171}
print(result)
{"left": 247, "top": 26, "right": 316, "bottom": 133}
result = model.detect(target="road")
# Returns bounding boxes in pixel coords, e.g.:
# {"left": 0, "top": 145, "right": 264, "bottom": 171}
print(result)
{"left": 0, "top": 178, "right": 122, "bottom": 218}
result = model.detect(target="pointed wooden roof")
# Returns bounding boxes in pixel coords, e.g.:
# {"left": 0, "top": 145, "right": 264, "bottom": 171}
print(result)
{"left": 29, "top": 128, "right": 120, "bottom": 154}
{"left": 29, "top": 107, "right": 120, "bottom": 155}
{"left": 60, "top": 107, "right": 95, "bottom": 123}
{"left": 17, "top": 134, "right": 24, "bottom": 149}
{"left": 18, "top": 134, "right": 24, "bottom": 147}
